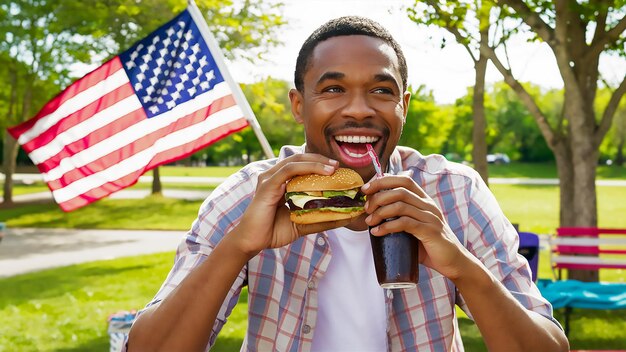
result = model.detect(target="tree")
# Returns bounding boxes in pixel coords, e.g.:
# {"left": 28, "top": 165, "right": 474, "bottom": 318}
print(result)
{"left": 0, "top": 0, "right": 285, "bottom": 201}
{"left": 478, "top": 1, "right": 626, "bottom": 281}
{"left": 400, "top": 85, "right": 457, "bottom": 155}
{"left": 598, "top": 89, "right": 626, "bottom": 166}
{"left": 488, "top": 82, "right": 554, "bottom": 162}
{"left": 0, "top": 0, "right": 79, "bottom": 205}
{"left": 206, "top": 78, "right": 303, "bottom": 165}
{"left": 408, "top": 0, "right": 509, "bottom": 185}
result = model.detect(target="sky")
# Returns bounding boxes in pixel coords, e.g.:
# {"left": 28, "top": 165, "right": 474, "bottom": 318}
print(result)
{"left": 228, "top": 0, "right": 625, "bottom": 104}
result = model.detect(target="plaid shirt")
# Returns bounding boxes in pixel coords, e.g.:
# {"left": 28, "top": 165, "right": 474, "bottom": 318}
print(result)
{"left": 145, "top": 145, "right": 556, "bottom": 351}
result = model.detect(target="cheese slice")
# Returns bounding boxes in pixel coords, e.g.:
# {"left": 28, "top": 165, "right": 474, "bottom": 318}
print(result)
{"left": 290, "top": 194, "right": 328, "bottom": 208}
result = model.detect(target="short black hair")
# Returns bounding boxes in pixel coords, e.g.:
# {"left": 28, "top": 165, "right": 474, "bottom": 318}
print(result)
{"left": 294, "top": 16, "right": 408, "bottom": 92}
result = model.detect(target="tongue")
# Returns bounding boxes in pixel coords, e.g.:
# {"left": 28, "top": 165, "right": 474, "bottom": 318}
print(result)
{"left": 340, "top": 143, "right": 368, "bottom": 156}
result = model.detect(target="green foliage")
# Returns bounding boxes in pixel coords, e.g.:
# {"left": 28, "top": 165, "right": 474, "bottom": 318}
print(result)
{"left": 400, "top": 85, "right": 459, "bottom": 155}
{"left": 0, "top": 0, "right": 285, "bottom": 135}
{"left": 598, "top": 89, "right": 626, "bottom": 164}
{"left": 201, "top": 78, "right": 303, "bottom": 164}
{"left": 487, "top": 82, "right": 555, "bottom": 162}
{"left": 55, "top": 0, "right": 286, "bottom": 62}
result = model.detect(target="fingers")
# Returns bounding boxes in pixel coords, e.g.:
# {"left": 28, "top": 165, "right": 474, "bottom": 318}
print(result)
{"left": 257, "top": 153, "right": 339, "bottom": 191}
{"left": 361, "top": 174, "right": 444, "bottom": 234}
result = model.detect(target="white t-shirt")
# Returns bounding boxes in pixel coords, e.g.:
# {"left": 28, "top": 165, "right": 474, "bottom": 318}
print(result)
{"left": 311, "top": 227, "right": 387, "bottom": 352}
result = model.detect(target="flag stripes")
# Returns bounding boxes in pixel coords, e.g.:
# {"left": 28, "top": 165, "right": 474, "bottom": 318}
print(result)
{"left": 8, "top": 9, "right": 253, "bottom": 211}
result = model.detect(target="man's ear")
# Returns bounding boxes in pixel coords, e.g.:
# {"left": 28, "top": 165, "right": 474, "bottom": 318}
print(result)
{"left": 289, "top": 88, "right": 304, "bottom": 124}
{"left": 402, "top": 91, "right": 411, "bottom": 125}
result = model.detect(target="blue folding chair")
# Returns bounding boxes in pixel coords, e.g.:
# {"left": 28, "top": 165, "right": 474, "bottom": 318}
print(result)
{"left": 517, "top": 231, "right": 539, "bottom": 282}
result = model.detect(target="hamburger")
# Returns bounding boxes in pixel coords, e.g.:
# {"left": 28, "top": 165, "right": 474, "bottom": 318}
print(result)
{"left": 285, "top": 168, "right": 366, "bottom": 224}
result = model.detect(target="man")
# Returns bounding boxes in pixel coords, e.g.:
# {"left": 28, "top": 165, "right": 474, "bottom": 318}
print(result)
{"left": 128, "top": 16, "right": 569, "bottom": 351}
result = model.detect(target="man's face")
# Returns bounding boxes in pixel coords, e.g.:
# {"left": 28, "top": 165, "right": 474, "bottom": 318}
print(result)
{"left": 289, "top": 35, "right": 410, "bottom": 181}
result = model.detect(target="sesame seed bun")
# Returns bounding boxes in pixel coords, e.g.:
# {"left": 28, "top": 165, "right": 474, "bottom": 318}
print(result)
{"left": 286, "top": 168, "right": 364, "bottom": 193}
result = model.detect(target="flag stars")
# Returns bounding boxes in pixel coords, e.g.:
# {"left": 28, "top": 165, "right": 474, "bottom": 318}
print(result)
{"left": 205, "top": 70, "right": 215, "bottom": 81}
{"left": 120, "top": 13, "right": 221, "bottom": 119}
{"left": 149, "top": 105, "right": 160, "bottom": 114}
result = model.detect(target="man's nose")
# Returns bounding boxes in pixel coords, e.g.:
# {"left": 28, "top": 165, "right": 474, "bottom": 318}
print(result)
{"left": 342, "top": 92, "right": 375, "bottom": 120}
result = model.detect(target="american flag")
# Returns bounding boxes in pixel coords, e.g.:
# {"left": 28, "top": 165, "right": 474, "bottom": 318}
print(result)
{"left": 8, "top": 9, "right": 250, "bottom": 211}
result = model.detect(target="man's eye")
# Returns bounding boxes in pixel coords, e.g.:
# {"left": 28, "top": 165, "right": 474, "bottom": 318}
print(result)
{"left": 373, "top": 87, "right": 393, "bottom": 94}
{"left": 323, "top": 86, "right": 343, "bottom": 93}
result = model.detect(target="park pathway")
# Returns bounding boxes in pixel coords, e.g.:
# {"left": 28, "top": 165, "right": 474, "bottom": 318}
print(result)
{"left": 0, "top": 228, "right": 185, "bottom": 278}
{"left": 2, "top": 173, "right": 622, "bottom": 278}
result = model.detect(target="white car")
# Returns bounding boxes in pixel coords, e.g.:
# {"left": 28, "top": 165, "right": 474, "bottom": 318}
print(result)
{"left": 487, "top": 153, "right": 510, "bottom": 164}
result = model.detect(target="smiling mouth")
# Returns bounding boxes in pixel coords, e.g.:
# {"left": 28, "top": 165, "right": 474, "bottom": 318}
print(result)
{"left": 334, "top": 135, "right": 380, "bottom": 157}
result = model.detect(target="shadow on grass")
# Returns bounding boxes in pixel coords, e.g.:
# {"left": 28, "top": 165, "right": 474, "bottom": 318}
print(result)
{"left": 553, "top": 308, "right": 626, "bottom": 349}
{"left": 0, "top": 264, "right": 154, "bottom": 309}
{"left": 212, "top": 336, "right": 245, "bottom": 351}
{"left": 458, "top": 317, "right": 487, "bottom": 351}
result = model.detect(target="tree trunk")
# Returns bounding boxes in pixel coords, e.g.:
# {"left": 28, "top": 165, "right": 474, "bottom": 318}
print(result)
{"left": 472, "top": 55, "right": 489, "bottom": 186}
{"left": 553, "top": 142, "right": 575, "bottom": 226}
{"left": 564, "top": 105, "right": 600, "bottom": 282}
{"left": 2, "top": 132, "right": 20, "bottom": 205}
{"left": 151, "top": 166, "right": 162, "bottom": 195}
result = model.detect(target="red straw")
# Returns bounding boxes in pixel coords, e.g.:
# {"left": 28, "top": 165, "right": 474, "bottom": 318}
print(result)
{"left": 366, "top": 144, "right": 383, "bottom": 178}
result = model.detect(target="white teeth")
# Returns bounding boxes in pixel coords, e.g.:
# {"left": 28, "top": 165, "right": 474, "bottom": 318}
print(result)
{"left": 335, "top": 135, "right": 379, "bottom": 144}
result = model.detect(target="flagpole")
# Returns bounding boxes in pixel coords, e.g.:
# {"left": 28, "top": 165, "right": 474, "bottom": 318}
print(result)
{"left": 187, "top": 0, "right": 275, "bottom": 159}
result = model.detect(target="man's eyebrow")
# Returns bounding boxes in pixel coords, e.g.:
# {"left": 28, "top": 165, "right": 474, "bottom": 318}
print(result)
{"left": 316, "top": 71, "right": 345, "bottom": 86}
{"left": 374, "top": 73, "right": 401, "bottom": 91}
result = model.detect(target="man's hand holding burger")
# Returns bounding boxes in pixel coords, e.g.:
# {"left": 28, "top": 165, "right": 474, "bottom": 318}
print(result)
{"left": 229, "top": 154, "right": 362, "bottom": 259}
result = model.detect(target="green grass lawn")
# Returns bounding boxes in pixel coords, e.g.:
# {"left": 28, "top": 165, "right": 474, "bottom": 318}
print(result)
{"left": 2, "top": 250, "right": 625, "bottom": 351}
{"left": 2, "top": 166, "right": 626, "bottom": 351}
